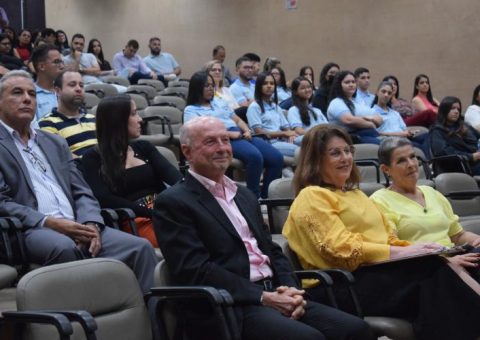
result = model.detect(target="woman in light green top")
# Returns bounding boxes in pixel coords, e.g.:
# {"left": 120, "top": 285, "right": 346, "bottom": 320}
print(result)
{"left": 371, "top": 137, "right": 480, "bottom": 274}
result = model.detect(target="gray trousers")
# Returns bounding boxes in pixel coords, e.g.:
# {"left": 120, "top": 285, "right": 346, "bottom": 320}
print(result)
{"left": 24, "top": 226, "right": 158, "bottom": 293}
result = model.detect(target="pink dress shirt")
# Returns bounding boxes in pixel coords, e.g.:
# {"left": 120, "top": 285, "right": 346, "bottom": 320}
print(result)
{"left": 189, "top": 170, "right": 273, "bottom": 281}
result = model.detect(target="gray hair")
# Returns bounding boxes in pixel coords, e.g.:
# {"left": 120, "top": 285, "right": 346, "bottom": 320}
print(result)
{"left": 0, "top": 70, "right": 33, "bottom": 97}
{"left": 179, "top": 116, "right": 225, "bottom": 146}
{"left": 378, "top": 137, "right": 413, "bottom": 165}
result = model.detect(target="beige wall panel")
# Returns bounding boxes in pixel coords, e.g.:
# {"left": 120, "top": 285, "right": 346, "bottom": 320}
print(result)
{"left": 46, "top": 0, "right": 480, "bottom": 105}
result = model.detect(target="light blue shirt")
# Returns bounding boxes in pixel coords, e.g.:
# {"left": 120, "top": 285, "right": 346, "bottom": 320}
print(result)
{"left": 247, "top": 101, "right": 289, "bottom": 132}
{"left": 112, "top": 51, "right": 151, "bottom": 75}
{"left": 354, "top": 90, "right": 375, "bottom": 107}
{"left": 372, "top": 104, "right": 407, "bottom": 133}
{"left": 287, "top": 104, "right": 328, "bottom": 130}
{"left": 143, "top": 52, "right": 179, "bottom": 75}
{"left": 184, "top": 98, "right": 237, "bottom": 129}
{"left": 229, "top": 79, "right": 255, "bottom": 105}
{"left": 276, "top": 87, "right": 291, "bottom": 102}
{"left": 327, "top": 98, "right": 375, "bottom": 131}
{"left": 0, "top": 120, "right": 74, "bottom": 225}
{"left": 35, "top": 84, "right": 57, "bottom": 120}
{"left": 63, "top": 52, "right": 102, "bottom": 84}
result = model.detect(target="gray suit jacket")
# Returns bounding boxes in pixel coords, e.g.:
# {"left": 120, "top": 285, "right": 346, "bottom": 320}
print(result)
{"left": 0, "top": 123, "right": 103, "bottom": 228}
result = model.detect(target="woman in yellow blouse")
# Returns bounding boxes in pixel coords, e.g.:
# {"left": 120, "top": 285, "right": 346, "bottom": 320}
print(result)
{"left": 371, "top": 137, "right": 480, "bottom": 277}
{"left": 283, "top": 125, "right": 480, "bottom": 340}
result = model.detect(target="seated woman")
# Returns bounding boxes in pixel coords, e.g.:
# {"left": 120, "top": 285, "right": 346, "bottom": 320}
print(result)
{"left": 287, "top": 76, "right": 328, "bottom": 145}
{"left": 247, "top": 72, "right": 299, "bottom": 157}
{"left": 205, "top": 59, "right": 239, "bottom": 111}
{"left": 0, "top": 33, "right": 25, "bottom": 71}
{"left": 410, "top": 74, "right": 439, "bottom": 127}
{"left": 56, "top": 30, "right": 70, "bottom": 56}
{"left": 326, "top": 70, "right": 382, "bottom": 144}
{"left": 87, "top": 38, "right": 115, "bottom": 76}
{"left": 371, "top": 137, "right": 480, "bottom": 281}
{"left": 14, "top": 29, "right": 32, "bottom": 64}
{"left": 383, "top": 75, "right": 436, "bottom": 127}
{"left": 464, "top": 84, "right": 480, "bottom": 133}
{"left": 82, "top": 95, "right": 182, "bottom": 247}
{"left": 371, "top": 81, "right": 426, "bottom": 150}
{"left": 299, "top": 65, "right": 316, "bottom": 91}
{"left": 270, "top": 66, "right": 291, "bottom": 103}
{"left": 184, "top": 71, "right": 283, "bottom": 198}
{"left": 429, "top": 96, "right": 480, "bottom": 175}
{"left": 282, "top": 124, "right": 480, "bottom": 339}
{"left": 312, "top": 62, "right": 339, "bottom": 114}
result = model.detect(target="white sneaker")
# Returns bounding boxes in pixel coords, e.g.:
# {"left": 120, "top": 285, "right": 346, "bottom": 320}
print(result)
{"left": 282, "top": 167, "right": 294, "bottom": 178}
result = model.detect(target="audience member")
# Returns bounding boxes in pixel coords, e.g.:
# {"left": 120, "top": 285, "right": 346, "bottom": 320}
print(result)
{"left": 40, "top": 28, "right": 57, "bottom": 45}
{"left": 55, "top": 29, "right": 70, "bottom": 56}
{"left": 429, "top": 96, "right": 480, "bottom": 174}
{"left": 184, "top": 71, "right": 282, "bottom": 198}
{"left": 464, "top": 84, "right": 480, "bottom": 133}
{"left": 14, "top": 29, "right": 33, "bottom": 64}
{"left": 0, "top": 70, "right": 158, "bottom": 293}
{"left": 371, "top": 81, "right": 426, "bottom": 149}
{"left": 143, "top": 36, "right": 181, "bottom": 84}
{"left": 87, "top": 38, "right": 114, "bottom": 75}
{"left": 326, "top": 70, "right": 381, "bottom": 144}
{"left": 299, "top": 65, "right": 316, "bottom": 90}
{"left": 3, "top": 26, "right": 16, "bottom": 48}
{"left": 247, "top": 72, "right": 299, "bottom": 158}
{"left": 31, "top": 44, "right": 65, "bottom": 120}
{"left": 312, "top": 62, "right": 339, "bottom": 113}
{"left": 411, "top": 73, "right": 439, "bottom": 123}
{"left": 263, "top": 56, "right": 281, "bottom": 72}
{"left": 287, "top": 76, "right": 328, "bottom": 145}
{"left": 371, "top": 137, "right": 480, "bottom": 282}
{"left": 270, "top": 66, "right": 291, "bottom": 103}
{"left": 0, "top": 33, "right": 24, "bottom": 71}
{"left": 282, "top": 124, "right": 480, "bottom": 339}
{"left": 205, "top": 59, "right": 239, "bottom": 110}
{"left": 243, "top": 52, "right": 261, "bottom": 79}
{"left": 112, "top": 39, "right": 158, "bottom": 84}
{"left": 38, "top": 71, "right": 96, "bottom": 157}
{"left": 63, "top": 33, "right": 102, "bottom": 85}
{"left": 82, "top": 95, "right": 181, "bottom": 247}
{"left": 229, "top": 56, "right": 255, "bottom": 107}
{"left": 153, "top": 116, "right": 373, "bottom": 340}
{"left": 354, "top": 67, "right": 375, "bottom": 107}
{"left": 212, "top": 44, "right": 234, "bottom": 84}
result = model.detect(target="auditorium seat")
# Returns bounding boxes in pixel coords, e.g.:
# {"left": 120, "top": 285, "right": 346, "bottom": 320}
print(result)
{"left": 152, "top": 95, "right": 186, "bottom": 111}
{"left": 102, "top": 75, "right": 130, "bottom": 87}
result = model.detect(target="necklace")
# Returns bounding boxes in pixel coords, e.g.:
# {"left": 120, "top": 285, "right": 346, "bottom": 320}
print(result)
{"left": 389, "top": 185, "right": 427, "bottom": 213}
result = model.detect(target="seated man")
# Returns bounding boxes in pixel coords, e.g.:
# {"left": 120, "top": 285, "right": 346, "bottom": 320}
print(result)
{"left": 39, "top": 70, "right": 96, "bottom": 158}
{"left": 153, "top": 116, "right": 372, "bottom": 340}
{"left": 0, "top": 70, "right": 158, "bottom": 293}
{"left": 229, "top": 56, "right": 255, "bottom": 107}
{"left": 143, "top": 36, "right": 181, "bottom": 85}
{"left": 112, "top": 39, "right": 158, "bottom": 84}
{"left": 354, "top": 67, "right": 375, "bottom": 107}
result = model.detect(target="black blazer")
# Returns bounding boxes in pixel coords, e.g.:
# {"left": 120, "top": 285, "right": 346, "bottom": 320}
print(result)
{"left": 153, "top": 173, "right": 298, "bottom": 305}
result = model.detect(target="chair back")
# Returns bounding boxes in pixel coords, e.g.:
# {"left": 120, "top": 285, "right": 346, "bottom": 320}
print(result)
{"left": 83, "top": 93, "right": 100, "bottom": 111}
{"left": 353, "top": 144, "right": 382, "bottom": 183}
{"left": 159, "top": 87, "right": 188, "bottom": 100}
{"left": 128, "top": 93, "right": 149, "bottom": 112}
{"left": 16, "top": 258, "right": 151, "bottom": 340}
{"left": 145, "top": 106, "right": 183, "bottom": 135}
{"left": 85, "top": 84, "right": 118, "bottom": 98}
{"left": 127, "top": 85, "right": 157, "bottom": 102}
{"left": 102, "top": 76, "right": 130, "bottom": 87}
{"left": 267, "top": 178, "right": 294, "bottom": 234}
{"left": 155, "top": 146, "right": 179, "bottom": 170}
{"left": 138, "top": 79, "right": 166, "bottom": 92}
{"left": 434, "top": 173, "right": 480, "bottom": 217}
{"left": 167, "top": 80, "right": 189, "bottom": 88}
{"left": 153, "top": 95, "right": 186, "bottom": 111}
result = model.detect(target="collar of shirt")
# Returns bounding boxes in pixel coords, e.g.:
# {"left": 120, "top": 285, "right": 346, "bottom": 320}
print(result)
{"left": 188, "top": 169, "right": 237, "bottom": 201}
{"left": 0, "top": 119, "right": 37, "bottom": 146}
{"left": 35, "top": 83, "right": 55, "bottom": 95}
{"left": 52, "top": 107, "right": 87, "bottom": 120}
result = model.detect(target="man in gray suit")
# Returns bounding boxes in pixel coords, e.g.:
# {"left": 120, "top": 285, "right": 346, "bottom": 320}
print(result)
{"left": 0, "top": 70, "right": 158, "bottom": 293}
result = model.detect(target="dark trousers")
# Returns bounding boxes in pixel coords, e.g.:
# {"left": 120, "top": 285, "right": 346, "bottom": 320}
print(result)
{"left": 308, "top": 256, "right": 480, "bottom": 340}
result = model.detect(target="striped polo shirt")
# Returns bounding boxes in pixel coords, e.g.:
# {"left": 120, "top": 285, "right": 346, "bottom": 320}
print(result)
{"left": 38, "top": 108, "right": 97, "bottom": 157}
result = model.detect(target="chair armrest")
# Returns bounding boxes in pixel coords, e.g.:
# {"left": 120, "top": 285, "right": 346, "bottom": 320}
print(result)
{"left": 258, "top": 198, "right": 293, "bottom": 232}
{"left": 140, "top": 116, "right": 165, "bottom": 135}
{"left": 4, "top": 217, "right": 29, "bottom": 268}
{"left": 321, "top": 268, "right": 364, "bottom": 317}
{"left": 114, "top": 208, "right": 139, "bottom": 236}
{"left": 0, "top": 217, "right": 13, "bottom": 264}
{"left": 217, "top": 289, "right": 241, "bottom": 340}
{"left": 2, "top": 311, "right": 74, "bottom": 340}
{"left": 161, "top": 116, "right": 175, "bottom": 140}
{"left": 295, "top": 270, "right": 338, "bottom": 308}
{"left": 444, "top": 190, "right": 480, "bottom": 199}
{"left": 100, "top": 209, "right": 119, "bottom": 229}
{"left": 430, "top": 154, "right": 472, "bottom": 176}
{"left": 39, "top": 310, "right": 97, "bottom": 340}
{"left": 354, "top": 159, "right": 382, "bottom": 183}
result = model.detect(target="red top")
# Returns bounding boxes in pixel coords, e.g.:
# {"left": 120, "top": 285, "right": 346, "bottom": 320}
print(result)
{"left": 15, "top": 46, "right": 30, "bottom": 62}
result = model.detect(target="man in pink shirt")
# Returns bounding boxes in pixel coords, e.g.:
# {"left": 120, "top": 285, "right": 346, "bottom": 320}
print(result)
{"left": 153, "top": 116, "right": 372, "bottom": 340}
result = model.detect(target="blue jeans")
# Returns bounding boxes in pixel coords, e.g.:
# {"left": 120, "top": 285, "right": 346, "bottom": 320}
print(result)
{"left": 230, "top": 134, "right": 283, "bottom": 198}
{"left": 271, "top": 140, "right": 299, "bottom": 157}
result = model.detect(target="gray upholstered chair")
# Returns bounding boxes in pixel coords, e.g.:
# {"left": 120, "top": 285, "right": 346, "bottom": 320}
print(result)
{"left": 152, "top": 95, "right": 186, "bottom": 111}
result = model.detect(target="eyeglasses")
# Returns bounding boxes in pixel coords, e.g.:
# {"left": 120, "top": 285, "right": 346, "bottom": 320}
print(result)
{"left": 204, "top": 83, "right": 214, "bottom": 89}
{"left": 23, "top": 146, "right": 47, "bottom": 173}
{"left": 51, "top": 59, "right": 64, "bottom": 66}
{"left": 210, "top": 68, "right": 222, "bottom": 73}
{"left": 327, "top": 145, "right": 355, "bottom": 159}
{"left": 0, "top": 41, "right": 11, "bottom": 46}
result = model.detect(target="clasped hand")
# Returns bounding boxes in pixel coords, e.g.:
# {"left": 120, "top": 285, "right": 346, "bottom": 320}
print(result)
{"left": 261, "top": 286, "right": 306, "bottom": 320}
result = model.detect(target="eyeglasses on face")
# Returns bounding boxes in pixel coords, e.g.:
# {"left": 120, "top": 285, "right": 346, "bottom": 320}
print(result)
{"left": 51, "top": 59, "right": 65, "bottom": 66}
{"left": 327, "top": 145, "right": 355, "bottom": 159}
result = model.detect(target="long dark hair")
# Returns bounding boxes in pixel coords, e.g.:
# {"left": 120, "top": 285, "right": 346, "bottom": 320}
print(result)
{"left": 291, "top": 76, "right": 317, "bottom": 126}
{"left": 271, "top": 66, "right": 287, "bottom": 90}
{"left": 95, "top": 95, "right": 133, "bottom": 192}
{"left": 371, "top": 81, "right": 393, "bottom": 108}
{"left": 382, "top": 75, "right": 400, "bottom": 98}
{"left": 87, "top": 38, "right": 105, "bottom": 63}
{"left": 413, "top": 74, "right": 437, "bottom": 107}
{"left": 186, "top": 71, "right": 213, "bottom": 105}
{"left": 0, "top": 33, "right": 14, "bottom": 56}
{"left": 436, "top": 96, "right": 467, "bottom": 137}
{"left": 16, "top": 29, "right": 33, "bottom": 52}
{"left": 329, "top": 70, "right": 356, "bottom": 115}
{"left": 55, "top": 30, "right": 69, "bottom": 49}
{"left": 254, "top": 72, "right": 278, "bottom": 113}
{"left": 319, "top": 62, "right": 340, "bottom": 88}
{"left": 471, "top": 84, "right": 480, "bottom": 106}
